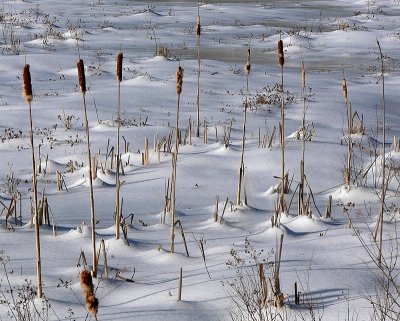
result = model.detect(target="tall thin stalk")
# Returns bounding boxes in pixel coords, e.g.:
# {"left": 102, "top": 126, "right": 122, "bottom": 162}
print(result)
{"left": 342, "top": 78, "right": 352, "bottom": 189}
{"left": 196, "top": 4, "right": 201, "bottom": 138}
{"left": 236, "top": 49, "right": 251, "bottom": 206}
{"left": 115, "top": 51, "right": 123, "bottom": 240}
{"left": 299, "top": 62, "right": 306, "bottom": 215}
{"left": 77, "top": 58, "right": 97, "bottom": 278}
{"left": 171, "top": 66, "right": 184, "bottom": 254}
{"left": 375, "top": 40, "right": 386, "bottom": 267}
{"left": 278, "top": 38, "right": 285, "bottom": 213}
{"left": 23, "top": 64, "right": 42, "bottom": 299}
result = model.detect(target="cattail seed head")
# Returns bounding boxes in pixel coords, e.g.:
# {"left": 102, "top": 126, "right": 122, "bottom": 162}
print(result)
{"left": 196, "top": 16, "right": 201, "bottom": 37}
{"left": 80, "top": 270, "right": 98, "bottom": 315}
{"left": 85, "top": 293, "right": 99, "bottom": 315}
{"left": 278, "top": 39, "right": 284, "bottom": 67}
{"left": 116, "top": 51, "right": 123, "bottom": 82}
{"left": 23, "top": 64, "right": 33, "bottom": 103}
{"left": 301, "top": 62, "right": 305, "bottom": 88}
{"left": 245, "top": 49, "right": 251, "bottom": 76}
{"left": 80, "top": 270, "right": 94, "bottom": 294}
{"left": 176, "top": 66, "right": 184, "bottom": 95}
{"left": 342, "top": 78, "right": 348, "bottom": 100}
{"left": 77, "top": 59, "right": 86, "bottom": 94}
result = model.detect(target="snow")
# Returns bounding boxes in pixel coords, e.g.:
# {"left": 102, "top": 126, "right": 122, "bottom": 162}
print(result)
{"left": 0, "top": 0, "right": 399, "bottom": 320}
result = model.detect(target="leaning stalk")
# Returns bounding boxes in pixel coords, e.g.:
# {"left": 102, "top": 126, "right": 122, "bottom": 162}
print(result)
{"left": 23, "top": 64, "right": 42, "bottom": 298}
{"left": 77, "top": 58, "right": 97, "bottom": 277}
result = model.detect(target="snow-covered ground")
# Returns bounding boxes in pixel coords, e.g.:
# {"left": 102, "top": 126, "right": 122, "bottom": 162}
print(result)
{"left": 0, "top": 0, "right": 400, "bottom": 320}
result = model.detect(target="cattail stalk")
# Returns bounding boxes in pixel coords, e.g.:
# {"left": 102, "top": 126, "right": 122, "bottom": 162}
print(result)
{"left": 23, "top": 64, "right": 42, "bottom": 299}
{"left": 236, "top": 49, "right": 251, "bottom": 206}
{"left": 342, "top": 78, "right": 352, "bottom": 189}
{"left": 115, "top": 51, "right": 123, "bottom": 240}
{"left": 375, "top": 40, "right": 386, "bottom": 267}
{"left": 299, "top": 61, "right": 306, "bottom": 215}
{"left": 171, "top": 66, "right": 184, "bottom": 254}
{"left": 196, "top": 5, "right": 201, "bottom": 138}
{"left": 278, "top": 38, "right": 285, "bottom": 213}
{"left": 78, "top": 58, "right": 97, "bottom": 278}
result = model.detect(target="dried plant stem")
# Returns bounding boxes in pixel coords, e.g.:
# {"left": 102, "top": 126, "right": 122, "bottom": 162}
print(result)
{"left": 82, "top": 93, "right": 97, "bottom": 278}
{"left": 196, "top": 7, "right": 201, "bottom": 138}
{"left": 343, "top": 78, "right": 352, "bottom": 189}
{"left": 299, "top": 62, "right": 306, "bottom": 215}
{"left": 115, "top": 71, "right": 122, "bottom": 240}
{"left": 28, "top": 100, "right": 42, "bottom": 299}
{"left": 236, "top": 51, "right": 250, "bottom": 206}
{"left": 171, "top": 94, "right": 180, "bottom": 254}
{"left": 376, "top": 40, "right": 386, "bottom": 267}
{"left": 278, "top": 38, "right": 285, "bottom": 213}
{"left": 171, "top": 67, "right": 183, "bottom": 254}
{"left": 178, "top": 267, "right": 183, "bottom": 301}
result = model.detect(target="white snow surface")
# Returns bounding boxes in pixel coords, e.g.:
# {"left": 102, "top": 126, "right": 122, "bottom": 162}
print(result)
{"left": 0, "top": 0, "right": 400, "bottom": 320}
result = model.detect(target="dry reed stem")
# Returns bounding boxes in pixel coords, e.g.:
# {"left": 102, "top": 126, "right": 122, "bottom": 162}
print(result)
{"left": 196, "top": 5, "right": 201, "bottom": 137}
{"left": 299, "top": 61, "right": 306, "bottom": 215}
{"left": 278, "top": 38, "right": 286, "bottom": 213}
{"left": 115, "top": 51, "right": 123, "bottom": 240}
{"left": 236, "top": 49, "right": 251, "bottom": 206}
{"left": 23, "top": 64, "right": 42, "bottom": 299}
{"left": 376, "top": 40, "right": 386, "bottom": 267}
{"left": 171, "top": 66, "right": 184, "bottom": 254}
{"left": 78, "top": 58, "right": 97, "bottom": 277}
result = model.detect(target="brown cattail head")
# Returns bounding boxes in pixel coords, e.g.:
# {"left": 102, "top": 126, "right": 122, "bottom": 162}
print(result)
{"left": 245, "top": 48, "right": 251, "bottom": 76}
{"left": 116, "top": 51, "right": 123, "bottom": 82}
{"left": 342, "top": 78, "right": 348, "bottom": 100}
{"left": 176, "top": 66, "right": 184, "bottom": 95}
{"left": 196, "top": 16, "right": 201, "bottom": 37}
{"left": 77, "top": 59, "right": 86, "bottom": 94}
{"left": 301, "top": 62, "right": 305, "bottom": 88}
{"left": 23, "top": 64, "right": 33, "bottom": 103}
{"left": 80, "top": 270, "right": 94, "bottom": 294}
{"left": 278, "top": 39, "right": 284, "bottom": 67}
{"left": 85, "top": 292, "right": 99, "bottom": 315}
{"left": 80, "top": 270, "right": 98, "bottom": 315}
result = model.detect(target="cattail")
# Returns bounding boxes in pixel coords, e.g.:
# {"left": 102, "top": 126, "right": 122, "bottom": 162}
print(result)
{"left": 278, "top": 39, "right": 284, "bottom": 67}
{"left": 176, "top": 66, "right": 184, "bottom": 95}
{"left": 301, "top": 62, "right": 305, "bottom": 88}
{"left": 116, "top": 51, "right": 123, "bottom": 82}
{"left": 85, "top": 292, "right": 99, "bottom": 315}
{"left": 342, "top": 78, "right": 348, "bottom": 100}
{"left": 77, "top": 59, "right": 86, "bottom": 94}
{"left": 23, "top": 64, "right": 33, "bottom": 103}
{"left": 245, "top": 49, "right": 251, "bottom": 76}
{"left": 80, "top": 270, "right": 98, "bottom": 316}
{"left": 80, "top": 270, "right": 94, "bottom": 293}
{"left": 196, "top": 16, "right": 201, "bottom": 37}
